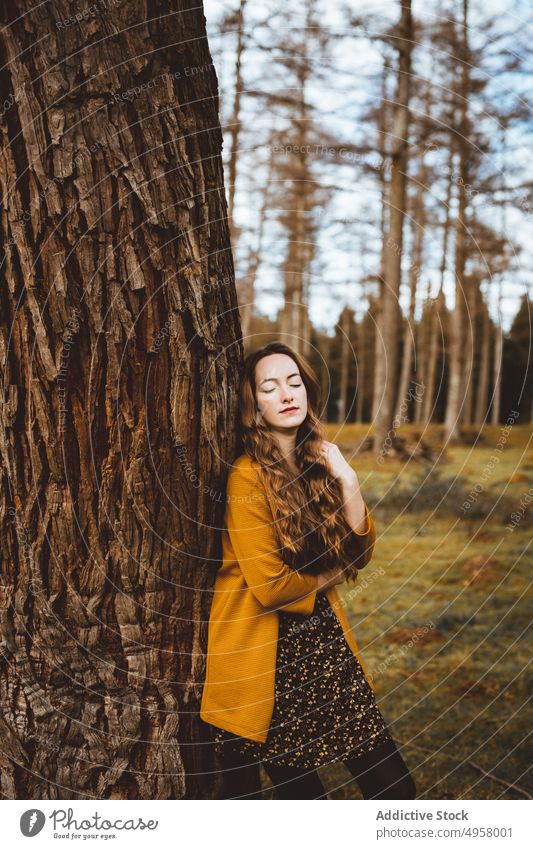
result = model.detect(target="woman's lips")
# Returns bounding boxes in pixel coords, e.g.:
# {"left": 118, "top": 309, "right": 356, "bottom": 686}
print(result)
{"left": 280, "top": 407, "right": 299, "bottom": 413}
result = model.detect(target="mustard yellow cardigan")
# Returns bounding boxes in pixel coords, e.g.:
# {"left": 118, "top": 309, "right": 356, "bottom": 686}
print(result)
{"left": 200, "top": 453, "right": 377, "bottom": 743}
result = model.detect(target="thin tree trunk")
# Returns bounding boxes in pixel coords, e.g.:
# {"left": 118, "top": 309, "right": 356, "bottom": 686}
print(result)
{"left": 227, "top": 0, "right": 247, "bottom": 243}
{"left": 320, "top": 334, "right": 331, "bottom": 415}
{"left": 421, "top": 148, "right": 454, "bottom": 423}
{"left": 279, "top": 41, "right": 311, "bottom": 355}
{"left": 277, "top": 1, "right": 330, "bottom": 355}
{"left": 395, "top": 151, "right": 425, "bottom": 420}
{"left": 0, "top": 1, "right": 240, "bottom": 799}
{"left": 294, "top": 34, "right": 311, "bottom": 356}
{"left": 444, "top": 0, "right": 470, "bottom": 442}
{"left": 372, "top": 53, "right": 391, "bottom": 423}
{"left": 414, "top": 278, "right": 431, "bottom": 425}
{"left": 462, "top": 274, "right": 477, "bottom": 424}
{"left": 338, "top": 307, "right": 350, "bottom": 422}
{"left": 240, "top": 141, "right": 275, "bottom": 339}
{"left": 373, "top": 0, "right": 413, "bottom": 456}
{"left": 356, "top": 297, "right": 368, "bottom": 424}
{"left": 475, "top": 297, "right": 491, "bottom": 423}
{"left": 491, "top": 284, "right": 504, "bottom": 424}
{"left": 491, "top": 122, "right": 508, "bottom": 425}
{"left": 397, "top": 65, "right": 436, "bottom": 425}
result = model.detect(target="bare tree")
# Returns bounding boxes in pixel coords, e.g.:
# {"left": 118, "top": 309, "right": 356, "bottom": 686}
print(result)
{"left": 337, "top": 305, "right": 351, "bottom": 422}
{"left": 419, "top": 147, "right": 454, "bottom": 424}
{"left": 474, "top": 290, "right": 492, "bottom": 423}
{"left": 275, "top": 0, "right": 330, "bottom": 355}
{"left": 226, "top": 0, "right": 248, "bottom": 242}
{"left": 373, "top": 0, "right": 413, "bottom": 456}
{"left": 239, "top": 138, "right": 276, "bottom": 339}
{"left": 371, "top": 51, "right": 392, "bottom": 424}
{"left": 394, "top": 144, "right": 426, "bottom": 420}
{"left": 444, "top": 0, "right": 470, "bottom": 441}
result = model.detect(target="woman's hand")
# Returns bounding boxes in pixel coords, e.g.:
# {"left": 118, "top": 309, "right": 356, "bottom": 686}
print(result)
{"left": 316, "top": 565, "right": 346, "bottom": 593}
{"left": 319, "top": 440, "right": 357, "bottom": 486}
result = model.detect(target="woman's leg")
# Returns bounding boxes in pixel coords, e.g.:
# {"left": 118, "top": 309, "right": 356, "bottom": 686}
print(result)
{"left": 344, "top": 736, "right": 416, "bottom": 799}
{"left": 218, "top": 739, "right": 264, "bottom": 799}
{"left": 261, "top": 759, "right": 327, "bottom": 800}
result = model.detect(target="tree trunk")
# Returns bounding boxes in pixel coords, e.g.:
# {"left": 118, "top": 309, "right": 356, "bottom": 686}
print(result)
{"left": 491, "top": 284, "right": 504, "bottom": 424}
{"left": 420, "top": 148, "right": 454, "bottom": 424}
{"left": 0, "top": 0, "right": 241, "bottom": 799}
{"left": 319, "top": 333, "right": 331, "bottom": 413}
{"left": 372, "top": 53, "right": 391, "bottom": 424}
{"left": 414, "top": 278, "right": 431, "bottom": 425}
{"left": 373, "top": 0, "right": 413, "bottom": 456}
{"left": 491, "top": 123, "right": 508, "bottom": 426}
{"left": 395, "top": 150, "right": 425, "bottom": 421}
{"left": 227, "top": 0, "right": 247, "bottom": 243}
{"left": 338, "top": 307, "right": 350, "bottom": 422}
{"left": 240, "top": 139, "right": 275, "bottom": 339}
{"left": 475, "top": 296, "right": 491, "bottom": 423}
{"left": 444, "top": 0, "right": 470, "bottom": 442}
{"left": 356, "top": 300, "right": 368, "bottom": 424}
{"left": 461, "top": 274, "right": 477, "bottom": 424}
{"left": 279, "top": 29, "right": 312, "bottom": 356}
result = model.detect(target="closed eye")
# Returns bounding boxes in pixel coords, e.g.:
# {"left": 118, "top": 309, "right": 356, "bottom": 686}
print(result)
{"left": 263, "top": 383, "right": 302, "bottom": 393}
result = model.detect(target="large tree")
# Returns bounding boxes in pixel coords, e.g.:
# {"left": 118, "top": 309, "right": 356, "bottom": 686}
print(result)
{"left": 0, "top": 0, "right": 241, "bottom": 798}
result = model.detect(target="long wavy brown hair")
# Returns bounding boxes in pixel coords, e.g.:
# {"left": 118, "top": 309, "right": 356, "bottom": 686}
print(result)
{"left": 236, "top": 341, "right": 366, "bottom": 583}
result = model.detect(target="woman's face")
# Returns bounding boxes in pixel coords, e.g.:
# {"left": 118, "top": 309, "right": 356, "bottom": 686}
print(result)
{"left": 255, "top": 354, "right": 308, "bottom": 429}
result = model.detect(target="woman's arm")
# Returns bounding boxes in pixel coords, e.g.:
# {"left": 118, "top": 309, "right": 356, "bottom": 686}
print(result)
{"left": 339, "top": 471, "right": 370, "bottom": 532}
{"left": 319, "top": 442, "right": 377, "bottom": 571}
{"left": 339, "top": 473, "right": 377, "bottom": 569}
{"left": 320, "top": 440, "right": 372, "bottom": 533}
{"left": 225, "top": 462, "right": 319, "bottom": 615}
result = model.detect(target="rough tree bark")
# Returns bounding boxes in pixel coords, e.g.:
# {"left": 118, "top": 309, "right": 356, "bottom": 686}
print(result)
{"left": 0, "top": 0, "right": 241, "bottom": 799}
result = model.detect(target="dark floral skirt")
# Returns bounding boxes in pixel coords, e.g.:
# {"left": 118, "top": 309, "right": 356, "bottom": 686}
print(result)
{"left": 213, "top": 592, "right": 394, "bottom": 769}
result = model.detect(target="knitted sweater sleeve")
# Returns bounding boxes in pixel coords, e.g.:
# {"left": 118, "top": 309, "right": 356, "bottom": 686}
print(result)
{"left": 225, "top": 463, "right": 318, "bottom": 616}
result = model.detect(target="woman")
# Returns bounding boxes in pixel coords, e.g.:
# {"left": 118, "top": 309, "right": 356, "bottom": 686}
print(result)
{"left": 200, "top": 341, "right": 415, "bottom": 800}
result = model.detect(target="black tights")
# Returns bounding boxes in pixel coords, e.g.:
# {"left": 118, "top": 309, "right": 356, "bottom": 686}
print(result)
{"left": 219, "top": 736, "right": 416, "bottom": 800}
